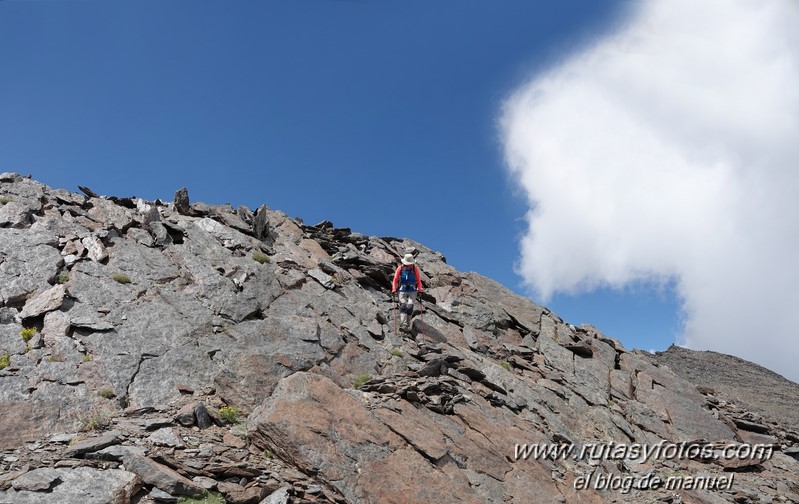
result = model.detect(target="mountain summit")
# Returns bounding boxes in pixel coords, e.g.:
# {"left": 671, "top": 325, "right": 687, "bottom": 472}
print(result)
{"left": 1, "top": 173, "right": 797, "bottom": 503}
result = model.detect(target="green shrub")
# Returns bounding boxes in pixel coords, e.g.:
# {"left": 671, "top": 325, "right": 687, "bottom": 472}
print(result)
{"left": 219, "top": 406, "right": 241, "bottom": 424}
{"left": 0, "top": 197, "right": 13, "bottom": 205}
{"left": 262, "top": 449, "right": 273, "bottom": 460}
{"left": 177, "top": 492, "right": 226, "bottom": 504}
{"left": 48, "top": 355, "right": 65, "bottom": 363}
{"left": 112, "top": 273, "right": 131, "bottom": 284}
{"left": 501, "top": 361, "right": 512, "bottom": 371}
{"left": 0, "top": 354, "right": 10, "bottom": 370}
{"left": 57, "top": 273, "right": 70, "bottom": 284}
{"left": 352, "top": 374, "right": 372, "bottom": 389}
{"left": 98, "top": 387, "right": 115, "bottom": 399}
{"left": 20, "top": 327, "right": 36, "bottom": 342}
{"left": 82, "top": 354, "right": 93, "bottom": 363}
{"left": 252, "top": 251, "right": 270, "bottom": 264}
{"left": 391, "top": 348, "right": 403, "bottom": 358}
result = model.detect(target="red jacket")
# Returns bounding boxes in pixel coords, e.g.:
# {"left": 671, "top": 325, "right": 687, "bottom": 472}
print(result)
{"left": 392, "top": 264, "right": 423, "bottom": 293}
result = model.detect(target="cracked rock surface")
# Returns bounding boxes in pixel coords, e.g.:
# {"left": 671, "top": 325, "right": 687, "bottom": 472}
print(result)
{"left": 1, "top": 174, "right": 798, "bottom": 503}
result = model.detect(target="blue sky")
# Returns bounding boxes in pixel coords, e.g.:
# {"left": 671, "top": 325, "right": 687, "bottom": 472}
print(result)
{"left": 2, "top": 0, "right": 687, "bottom": 354}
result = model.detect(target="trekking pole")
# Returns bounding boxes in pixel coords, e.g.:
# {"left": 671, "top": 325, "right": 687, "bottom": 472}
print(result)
{"left": 392, "top": 292, "right": 398, "bottom": 337}
{"left": 419, "top": 296, "right": 425, "bottom": 338}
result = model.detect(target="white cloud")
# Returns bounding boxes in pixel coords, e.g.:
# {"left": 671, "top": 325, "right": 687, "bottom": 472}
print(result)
{"left": 501, "top": 0, "right": 799, "bottom": 381}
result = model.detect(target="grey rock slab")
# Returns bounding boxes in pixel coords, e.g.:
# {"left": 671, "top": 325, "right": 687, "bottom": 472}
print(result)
{"left": 0, "top": 467, "right": 141, "bottom": 504}
{"left": 11, "top": 467, "right": 62, "bottom": 491}
{"left": 148, "top": 221, "right": 172, "bottom": 246}
{"left": 43, "top": 310, "right": 72, "bottom": 337}
{"left": 461, "top": 271, "right": 545, "bottom": 335}
{"left": 121, "top": 452, "right": 205, "bottom": 496}
{"left": 238, "top": 262, "right": 283, "bottom": 313}
{"left": 0, "top": 176, "right": 45, "bottom": 209}
{"left": 69, "top": 314, "right": 115, "bottom": 331}
{"left": 150, "top": 487, "right": 179, "bottom": 503}
{"left": 172, "top": 217, "right": 239, "bottom": 263}
{"left": 0, "top": 320, "right": 27, "bottom": 355}
{"left": 49, "top": 432, "right": 78, "bottom": 444}
{"left": 308, "top": 268, "right": 336, "bottom": 289}
{"left": 142, "top": 417, "right": 175, "bottom": 430}
{"left": 163, "top": 241, "right": 259, "bottom": 322}
{"left": 127, "top": 343, "right": 222, "bottom": 408}
{"left": 536, "top": 330, "right": 575, "bottom": 375}
{"left": 87, "top": 444, "right": 145, "bottom": 462}
{"left": 81, "top": 235, "right": 109, "bottom": 262}
{"left": 196, "top": 217, "right": 251, "bottom": 250}
{"left": 0, "top": 383, "right": 97, "bottom": 450}
{"left": 64, "top": 430, "right": 122, "bottom": 457}
{"left": 213, "top": 315, "right": 333, "bottom": 409}
{"left": 86, "top": 197, "right": 136, "bottom": 232}
{"left": 31, "top": 212, "right": 93, "bottom": 238}
{"left": 264, "top": 209, "right": 303, "bottom": 244}
{"left": 260, "top": 485, "right": 291, "bottom": 504}
{"left": 0, "top": 201, "right": 33, "bottom": 228}
{"left": 18, "top": 284, "right": 67, "bottom": 320}
{"left": 148, "top": 427, "right": 184, "bottom": 448}
{"left": 28, "top": 355, "right": 85, "bottom": 384}
{"left": 67, "top": 260, "right": 137, "bottom": 310}
{"left": 210, "top": 205, "right": 252, "bottom": 235}
{"left": 51, "top": 188, "right": 87, "bottom": 206}
{"left": 0, "top": 229, "right": 62, "bottom": 305}
{"left": 105, "top": 236, "right": 181, "bottom": 284}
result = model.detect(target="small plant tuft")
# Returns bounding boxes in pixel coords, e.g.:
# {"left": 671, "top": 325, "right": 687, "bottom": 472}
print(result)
{"left": 219, "top": 406, "right": 241, "bottom": 424}
{"left": 262, "top": 449, "right": 273, "bottom": 460}
{"left": 98, "top": 387, "right": 115, "bottom": 399}
{"left": 500, "top": 361, "right": 512, "bottom": 371}
{"left": 332, "top": 272, "right": 347, "bottom": 287}
{"left": 48, "top": 355, "right": 65, "bottom": 363}
{"left": 177, "top": 492, "right": 226, "bottom": 504}
{"left": 57, "top": 273, "right": 70, "bottom": 284}
{"left": 0, "top": 196, "right": 13, "bottom": 205}
{"left": 82, "top": 354, "right": 93, "bottom": 363}
{"left": 0, "top": 354, "right": 10, "bottom": 370}
{"left": 252, "top": 251, "right": 270, "bottom": 264}
{"left": 112, "top": 273, "right": 131, "bottom": 284}
{"left": 78, "top": 408, "right": 113, "bottom": 432}
{"left": 352, "top": 374, "right": 372, "bottom": 389}
{"left": 391, "top": 348, "right": 403, "bottom": 358}
{"left": 20, "top": 327, "right": 36, "bottom": 342}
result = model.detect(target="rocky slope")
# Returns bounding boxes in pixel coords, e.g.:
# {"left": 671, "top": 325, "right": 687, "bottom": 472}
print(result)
{"left": 1, "top": 173, "right": 797, "bottom": 504}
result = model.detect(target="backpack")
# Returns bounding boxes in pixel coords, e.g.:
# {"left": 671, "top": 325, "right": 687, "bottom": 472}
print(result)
{"left": 400, "top": 266, "right": 417, "bottom": 289}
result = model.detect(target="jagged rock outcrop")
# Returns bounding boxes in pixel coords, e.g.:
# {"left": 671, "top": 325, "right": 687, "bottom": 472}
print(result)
{"left": 1, "top": 173, "right": 798, "bottom": 503}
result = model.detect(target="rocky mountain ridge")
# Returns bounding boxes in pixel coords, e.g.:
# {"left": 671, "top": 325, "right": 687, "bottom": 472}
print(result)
{"left": 1, "top": 173, "right": 797, "bottom": 503}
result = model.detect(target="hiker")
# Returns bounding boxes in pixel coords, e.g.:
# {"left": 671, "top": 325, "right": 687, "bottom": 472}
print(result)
{"left": 392, "top": 253, "right": 423, "bottom": 332}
